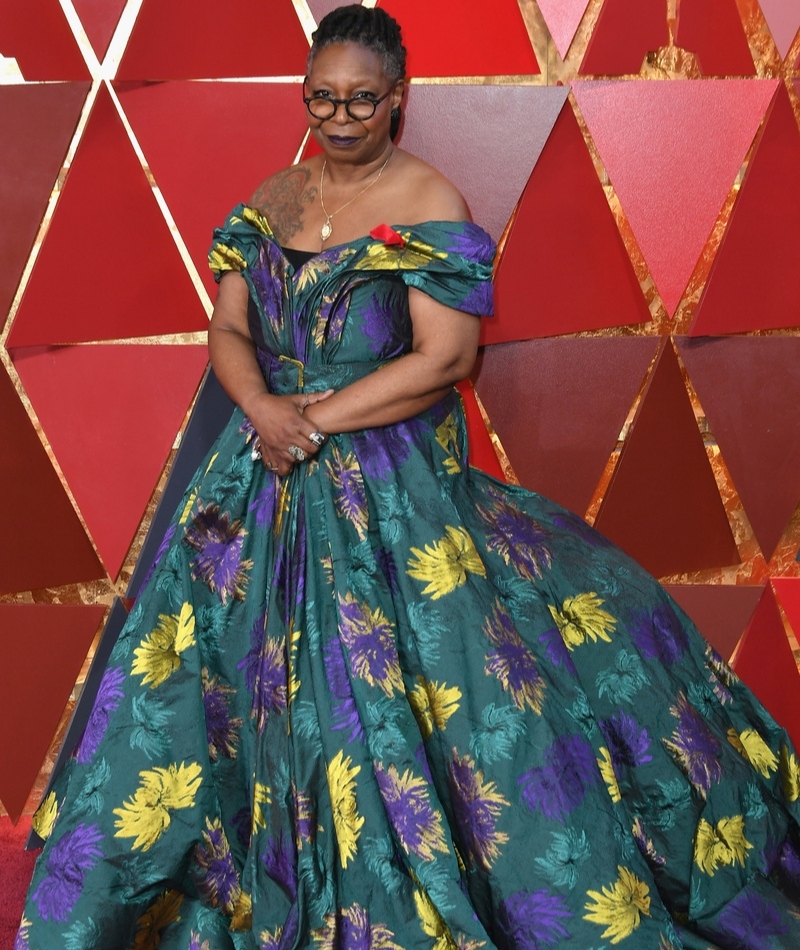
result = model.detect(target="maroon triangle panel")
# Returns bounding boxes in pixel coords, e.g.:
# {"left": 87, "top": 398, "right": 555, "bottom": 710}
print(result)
{"left": 72, "top": 0, "right": 127, "bottom": 61}
{"left": 378, "top": 0, "right": 539, "bottom": 76}
{"left": 488, "top": 99, "right": 650, "bottom": 344}
{"left": 116, "top": 0, "right": 309, "bottom": 80}
{"left": 732, "top": 584, "right": 800, "bottom": 750}
{"left": 0, "top": 362, "right": 103, "bottom": 594}
{"left": 676, "top": 337, "right": 800, "bottom": 561}
{"left": 12, "top": 344, "right": 209, "bottom": 580}
{"left": 0, "top": 0, "right": 90, "bottom": 80}
{"left": 399, "top": 85, "right": 569, "bottom": 243}
{"left": 662, "top": 583, "right": 763, "bottom": 660}
{"left": 7, "top": 85, "right": 208, "bottom": 347}
{"left": 594, "top": 340, "right": 739, "bottom": 577}
{"left": 580, "top": 0, "right": 668, "bottom": 75}
{"left": 472, "top": 337, "right": 659, "bottom": 515}
{"left": 116, "top": 82, "right": 311, "bottom": 298}
{"left": 307, "top": 0, "right": 359, "bottom": 25}
{"left": 0, "top": 604, "right": 105, "bottom": 823}
{"left": 0, "top": 82, "right": 89, "bottom": 334}
{"left": 691, "top": 84, "right": 800, "bottom": 335}
{"left": 674, "top": 0, "right": 755, "bottom": 76}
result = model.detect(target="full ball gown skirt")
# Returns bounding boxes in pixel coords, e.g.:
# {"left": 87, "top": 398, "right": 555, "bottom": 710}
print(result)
{"left": 16, "top": 207, "right": 800, "bottom": 950}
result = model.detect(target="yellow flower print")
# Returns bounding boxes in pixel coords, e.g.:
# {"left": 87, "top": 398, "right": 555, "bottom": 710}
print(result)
{"left": 694, "top": 815, "right": 753, "bottom": 875}
{"left": 31, "top": 790, "right": 58, "bottom": 840}
{"left": 597, "top": 747, "right": 622, "bottom": 803}
{"left": 407, "top": 526, "right": 486, "bottom": 600}
{"left": 584, "top": 866, "right": 651, "bottom": 945}
{"left": 113, "top": 761, "right": 203, "bottom": 851}
{"left": 251, "top": 782, "right": 272, "bottom": 833}
{"left": 231, "top": 891, "right": 252, "bottom": 931}
{"left": 435, "top": 413, "right": 461, "bottom": 474}
{"left": 414, "top": 886, "right": 458, "bottom": 950}
{"left": 288, "top": 619, "right": 302, "bottom": 705}
{"left": 209, "top": 242, "right": 247, "bottom": 274}
{"left": 180, "top": 487, "right": 198, "bottom": 524}
{"left": 409, "top": 678, "right": 462, "bottom": 738}
{"left": 241, "top": 205, "right": 272, "bottom": 234}
{"left": 780, "top": 744, "right": 800, "bottom": 802}
{"left": 356, "top": 235, "right": 448, "bottom": 271}
{"left": 548, "top": 592, "right": 616, "bottom": 651}
{"left": 131, "top": 889, "right": 183, "bottom": 948}
{"left": 326, "top": 447, "right": 369, "bottom": 541}
{"left": 327, "top": 750, "right": 364, "bottom": 868}
{"left": 132, "top": 602, "right": 196, "bottom": 688}
{"left": 295, "top": 258, "right": 331, "bottom": 292}
{"left": 727, "top": 728, "right": 778, "bottom": 777}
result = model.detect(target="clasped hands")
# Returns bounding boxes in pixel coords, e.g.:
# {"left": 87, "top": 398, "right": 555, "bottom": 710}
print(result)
{"left": 247, "top": 389, "right": 334, "bottom": 477}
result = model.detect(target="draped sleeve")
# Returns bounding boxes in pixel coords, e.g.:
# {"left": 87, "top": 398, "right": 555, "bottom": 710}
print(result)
{"left": 208, "top": 203, "right": 274, "bottom": 282}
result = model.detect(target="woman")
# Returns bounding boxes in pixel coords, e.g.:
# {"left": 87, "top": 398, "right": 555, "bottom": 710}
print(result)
{"left": 17, "top": 7, "right": 800, "bottom": 949}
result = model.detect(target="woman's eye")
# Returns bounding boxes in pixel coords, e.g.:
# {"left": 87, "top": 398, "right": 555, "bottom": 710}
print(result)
{"left": 353, "top": 92, "right": 377, "bottom": 100}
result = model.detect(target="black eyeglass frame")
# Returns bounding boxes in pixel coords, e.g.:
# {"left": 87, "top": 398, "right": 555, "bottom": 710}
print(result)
{"left": 302, "top": 84, "right": 395, "bottom": 121}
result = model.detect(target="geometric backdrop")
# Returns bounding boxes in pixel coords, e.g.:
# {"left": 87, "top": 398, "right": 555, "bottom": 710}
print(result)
{"left": 1, "top": 0, "right": 800, "bottom": 822}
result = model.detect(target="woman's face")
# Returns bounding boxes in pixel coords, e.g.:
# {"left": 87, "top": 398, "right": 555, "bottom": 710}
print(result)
{"left": 305, "top": 41, "right": 402, "bottom": 163}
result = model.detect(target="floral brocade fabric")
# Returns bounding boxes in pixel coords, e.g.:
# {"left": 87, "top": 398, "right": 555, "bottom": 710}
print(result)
{"left": 18, "top": 206, "right": 800, "bottom": 950}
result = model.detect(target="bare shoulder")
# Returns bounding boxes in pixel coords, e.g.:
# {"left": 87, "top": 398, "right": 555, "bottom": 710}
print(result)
{"left": 393, "top": 150, "right": 470, "bottom": 223}
{"left": 248, "top": 160, "right": 320, "bottom": 242}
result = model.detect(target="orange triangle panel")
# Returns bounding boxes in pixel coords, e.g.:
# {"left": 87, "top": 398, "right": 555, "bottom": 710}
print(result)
{"left": 732, "top": 584, "right": 800, "bottom": 750}
{"left": 0, "top": 604, "right": 104, "bottom": 823}
{"left": 400, "top": 85, "right": 569, "bottom": 243}
{"left": 676, "top": 337, "right": 800, "bottom": 561}
{"left": 455, "top": 380, "right": 505, "bottom": 481}
{"left": 675, "top": 0, "right": 754, "bottom": 76}
{"left": 0, "top": 82, "right": 89, "bottom": 334}
{"left": 0, "top": 362, "right": 103, "bottom": 594}
{"left": 7, "top": 85, "right": 208, "bottom": 347}
{"left": 72, "top": 0, "right": 127, "bottom": 61}
{"left": 537, "top": 0, "right": 591, "bottom": 60}
{"left": 690, "top": 84, "right": 800, "bottom": 335}
{"left": 116, "top": 0, "right": 309, "bottom": 79}
{"left": 0, "top": 0, "right": 90, "bottom": 80}
{"left": 488, "top": 98, "right": 650, "bottom": 344}
{"left": 662, "top": 583, "right": 763, "bottom": 661}
{"left": 12, "top": 344, "right": 209, "bottom": 579}
{"left": 580, "top": 0, "right": 668, "bottom": 75}
{"left": 573, "top": 79, "right": 778, "bottom": 316}
{"left": 378, "top": 0, "right": 539, "bottom": 76}
{"left": 759, "top": 0, "right": 800, "bottom": 59}
{"left": 594, "top": 340, "right": 739, "bottom": 578}
{"left": 473, "top": 337, "right": 659, "bottom": 515}
{"left": 116, "top": 81, "right": 310, "bottom": 298}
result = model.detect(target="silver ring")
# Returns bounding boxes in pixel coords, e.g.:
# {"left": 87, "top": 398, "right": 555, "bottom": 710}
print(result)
{"left": 287, "top": 444, "right": 307, "bottom": 462}
{"left": 308, "top": 430, "right": 326, "bottom": 447}
{"left": 265, "top": 461, "right": 278, "bottom": 472}
{"left": 251, "top": 441, "right": 262, "bottom": 462}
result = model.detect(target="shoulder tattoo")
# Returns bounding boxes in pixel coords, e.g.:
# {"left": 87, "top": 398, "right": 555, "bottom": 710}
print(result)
{"left": 251, "top": 167, "right": 317, "bottom": 242}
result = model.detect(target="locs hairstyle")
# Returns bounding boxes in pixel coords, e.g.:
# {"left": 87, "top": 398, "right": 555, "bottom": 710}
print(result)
{"left": 307, "top": 4, "right": 407, "bottom": 140}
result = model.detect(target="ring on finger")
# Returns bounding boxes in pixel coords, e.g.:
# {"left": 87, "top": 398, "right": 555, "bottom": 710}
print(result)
{"left": 308, "top": 430, "right": 326, "bottom": 447}
{"left": 287, "top": 444, "right": 307, "bottom": 462}
{"left": 251, "top": 439, "right": 262, "bottom": 462}
{"left": 265, "top": 460, "right": 278, "bottom": 472}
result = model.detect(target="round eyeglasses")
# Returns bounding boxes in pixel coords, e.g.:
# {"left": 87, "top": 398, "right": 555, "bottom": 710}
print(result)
{"left": 303, "top": 86, "right": 394, "bottom": 121}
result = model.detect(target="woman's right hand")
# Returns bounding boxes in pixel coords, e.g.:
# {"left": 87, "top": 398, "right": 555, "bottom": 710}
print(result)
{"left": 246, "top": 389, "right": 334, "bottom": 476}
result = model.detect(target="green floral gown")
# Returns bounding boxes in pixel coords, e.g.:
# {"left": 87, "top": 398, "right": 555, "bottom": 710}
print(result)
{"left": 17, "top": 206, "right": 800, "bottom": 950}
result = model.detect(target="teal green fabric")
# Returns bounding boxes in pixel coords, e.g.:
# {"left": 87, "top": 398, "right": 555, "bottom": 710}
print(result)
{"left": 17, "top": 206, "right": 800, "bottom": 950}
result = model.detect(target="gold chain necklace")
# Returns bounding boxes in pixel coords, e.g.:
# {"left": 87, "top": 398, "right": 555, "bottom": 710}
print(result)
{"left": 319, "top": 151, "right": 393, "bottom": 243}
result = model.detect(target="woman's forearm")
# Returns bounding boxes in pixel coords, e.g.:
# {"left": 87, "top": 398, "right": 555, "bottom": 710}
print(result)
{"left": 208, "top": 323, "right": 271, "bottom": 417}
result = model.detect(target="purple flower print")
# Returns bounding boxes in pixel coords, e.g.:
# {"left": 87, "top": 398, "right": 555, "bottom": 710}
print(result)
{"left": 263, "top": 832, "right": 297, "bottom": 900}
{"left": 663, "top": 692, "right": 722, "bottom": 794}
{"left": 716, "top": 890, "right": 787, "bottom": 950}
{"left": 350, "top": 423, "right": 421, "bottom": 480}
{"left": 447, "top": 753, "right": 509, "bottom": 871}
{"left": 599, "top": 711, "right": 652, "bottom": 770}
{"left": 538, "top": 627, "right": 577, "bottom": 675}
{"left": 202, "top": 669, "right": 243, "bottom": 762}
{"left": 497, "top": 889, "right": 572, "bottom": 948}
{"left": 476, "top": 487, "right": 552, "bottom": 581}
{"left": 139, "top": 522, "right": 177, "bottom": 591}
{"left": 32, "top": 823, "right": 104, "bottom": 922}
{"left": 238, "top": 611, "right": 287, "bottom": 733}
{"left": 375, "top": 764, "right": 447, "bottom": 861}
{"left": 519, "top": 734, "right": 600, "bottom": 821}
{"left": 194, "top": 817, "right": 240, "bottom": 914}
{"left": 76, "top": 666, "right": 125, "bottom": 764}
{"left": 777, "top": 836, "right": 800, "bottom": 886}
{"left": 323, "top": 638, "right": 364, "bottom": 743}
{"left": 184, "top": 503, "right": 253, "bottom": 604}
{"left": 630, "top": 604, "right": 688, "bottom": 665}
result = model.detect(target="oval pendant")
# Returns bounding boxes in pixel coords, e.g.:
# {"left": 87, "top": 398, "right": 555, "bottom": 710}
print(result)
{"left": 320, "top": 221, "right": 333, "bottom": 241}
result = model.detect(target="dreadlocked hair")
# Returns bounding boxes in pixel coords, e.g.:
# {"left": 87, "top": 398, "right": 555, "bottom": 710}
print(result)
{"left": 307, "top": 5, "right": 407, "bottom": 82}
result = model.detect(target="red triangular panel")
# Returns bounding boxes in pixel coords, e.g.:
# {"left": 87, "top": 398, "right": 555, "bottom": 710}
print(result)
{"left": 116, "top": 0, "right": 309, "bottom": 80}
{"left": 7, "top": 85, "right": 208, "bottom": 347}
{"left": 771, "top": 578, "right": 800, "bottom": 645}
{"left": 399, "top": 85, "right": 569, "bottom": 243}
{"left": 473, "top": 337, "right": 659, "bottom": 515}
{"left": 116, "top": 81, "right": 311, "bottom": 297}
{"left": 675, "top": 0, "right": 755, "bottom": 76}
{"left": 0, "top": 82, "right": 89, "bottom": 334}
{"left": 732, "top": 584, "right": 800, "bottom": 750}
{"left": 580, "top": 0, "right": 668, "bottom": 75}
{"left": 455, "top": 380, "right": 505, "bottom": 481}
{"left": 488, "top": 98, "right": 650, "bottom": 343}
{"left": 537, "top": 0, "right": 591, "bottom": 60}
{"left": 676, "top": 337, "right": 800, "bottom": 561}
{"left": 72, "top": 0, "right": 127, "bottom": 61}
{"left": 759, "top": 0, "right": 800, "bottom": 59}
{"left": 12, "top": 344, "right": 208, "bottom": 579}
{"left": 573, "top": 79, "right": 777, "bottom": 316}
{"left": 690, "top": 84, "right": 800, "bottom": 335}
{"left": 662, "top": 583, "right": 763, "bottom": 660}
{"left": 378, "top": 0, "right": 539, "bottom": 76}
{"left": 0, "top": 363, "right": 103, "bottom": 594}
{"left": 0, "top": 604, "right": 104, "bottom": 823}
{"left": 594, "top": 340, "right": 739, "bottom": 577}
{"left": 0, "top": 0, "right": 90, "bottom": 80}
